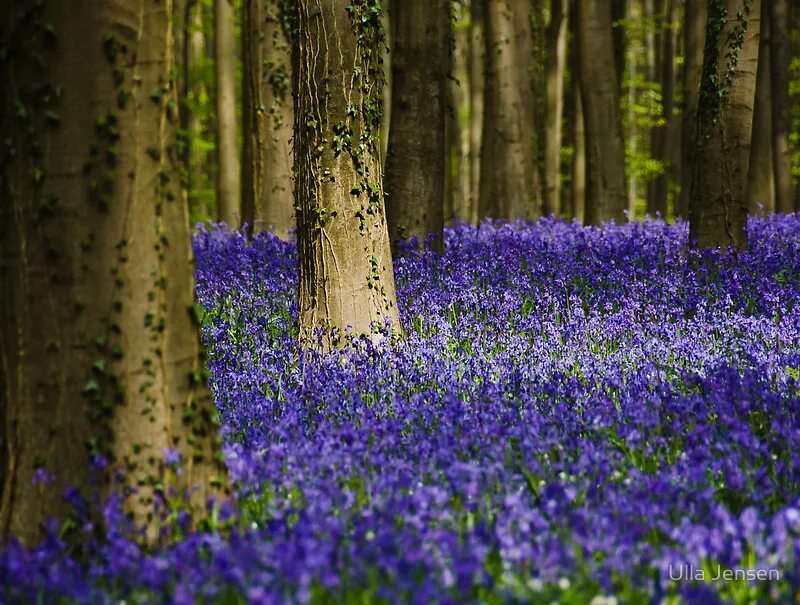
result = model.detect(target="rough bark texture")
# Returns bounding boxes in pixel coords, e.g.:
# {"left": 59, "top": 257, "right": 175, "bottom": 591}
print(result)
{"left": 294, "top": 0, "right": 401, "bottom": 348}
{"left": 647, "top": 0, "right": 676, "bottom": 218}
{"left": 577, "top": 0, "right": 628, "bottom": 225}
{"left": 769, "top": 0, "right": 794, "bottom": 214}
{"left": 690, "top": 0, "right": 760, "bottom": 249}
{"left": 543, "top": 0, "right": 568, "bottom": 217}
{"left": 746, "top": 0, "right": 774, "bottom": 215}
{"left": 468, "top": 0, "right": 484, "bottom": 225}
{"left": 384, "top": 0, "right": 449, "bottom": 250}
{"left": 215, "top": 0, "right": 241, "bottom": 226}
{"left": 0, "top": 0, "right": 227, "bottom": 545}
{"left": 677, "top": 0, "right": 707, "bottom": 219}
{"left": 479, "top": 0, "right": 540, "bottom": 220}
{"left": 242, "top": 0, "right": 295, "bottom": 238}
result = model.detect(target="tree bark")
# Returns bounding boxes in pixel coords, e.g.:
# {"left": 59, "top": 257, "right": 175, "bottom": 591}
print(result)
{"left": 543, "top": 0, "right": 568, "bottom": 217}
{"left": 578, "top": 0, "right": 628, "bottom": 225}
{"left": 746, "top": 0, "right": 774, "bottom": 215}
{"left": 677, "top": 0, "right": 706, "bottom": 219}
{"left": 1, "top": 0, "right": 227, "bottom": 545}
{"left": 294, "top": 0, "right": 401, "bottom": 349}
{"left": 769, "top": 0, "right": 794, "bottom": 214}
{"left": 567, "top": 0, "right": 586, "bottom": 222}
{"left": 690, "top": 0, "right": 760, "bottom": 249}
{"left": 468, "top": 0, "right": 484, "bottom": 225}
{"left": 242, "top": 0, "right": 295, "bottom": 238}
{"left": 384, "top": 0, "right": 449, "bottom": 250}
{"left": 647, "top": 0, "right": 676, "bottom": 218}
{"left": 479, "top": 0, "right": 541, "bottom": 220}
{"left": 215, "top": 0, "right": 241, "bottom": 227}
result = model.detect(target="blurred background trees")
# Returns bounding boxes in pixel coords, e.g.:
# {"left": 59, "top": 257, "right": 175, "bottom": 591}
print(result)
{"left": 172, "top": 0, "right": 799, "bottom": 234}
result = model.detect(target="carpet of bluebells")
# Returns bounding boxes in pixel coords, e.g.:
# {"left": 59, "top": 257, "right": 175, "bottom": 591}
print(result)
{"left": 3, "top": 216, "right": 800, "bottom": 604}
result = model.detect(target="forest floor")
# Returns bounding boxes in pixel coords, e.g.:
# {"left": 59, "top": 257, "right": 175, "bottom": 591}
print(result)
{"left": 5, "top": 216, "right": 800, "bottom": 604}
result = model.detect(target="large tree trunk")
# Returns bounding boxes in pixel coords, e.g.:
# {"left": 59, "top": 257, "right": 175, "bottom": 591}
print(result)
{"left": 543, "top": 0, "right": 568, "bottom": 217}
{"left": 769, "top": 0, "right": 794, "bottom": 214}
{"left": 677, "top": 0, "right": 706, "bottom": 219}
{"left": 746, "top": 0, "right": 774, "bottom": 215}
{"left": 690, "top": 0, "right": 760, "bottom": 249}
{"left": 384, "top": 0, "right": 449, "bottom": 250}
{"left": 1, "top": 0, "right": 227, "bottom": 545}
{"left": 242, "top": 0, "right": 295, "bottom": 238}
{"left": 577, "top": 0, "right": 628, "bottom": 225}
{"left": 479, "top": 0, "right": 540, "bottom": 220}
{"left": 647, "top": 0, "right": 676, "bottom": 219}
{"left": 294, "top": 0, "right": 401, "bottom": 349}
{"left": 468, "top": 0, "right": 484, "bottom": 225}
{"left": 215, "top": 0, "right": 241, "bottom": 227}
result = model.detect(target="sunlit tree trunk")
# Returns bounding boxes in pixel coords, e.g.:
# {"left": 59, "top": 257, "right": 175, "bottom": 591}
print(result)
{"left": 479, "top": 0, "right": 541, "bottom": 220}
{"left": 746, "top": 0, "right": 774, "bottom": 215}
{"left": 578, "top": 0, "right": 627, "bottom": 225}
{"left": 385, "top": 0, "right": 449, "bottom": 250}
{"left": 677, "top": 0, "right": 706, "bottom": 219}
{"left": 215, "top": 0, "right": 241, "bottom": 226}
{"left": 242, "top": 0, "right": 294, "bottom": 238}
{"left": 690, "top": 0, "right": 760, "bottom": 249}
{"left": 543, "top": 0, "right": 568, "bottom": 217}
{"left": 769, "top": 0, "right": 794, "bottom": 214}
{"left": 294, "top": 0, "right": 401, "bottom": 348}
{"left": 0, "top": 0, "right": 227, "bottom": 545}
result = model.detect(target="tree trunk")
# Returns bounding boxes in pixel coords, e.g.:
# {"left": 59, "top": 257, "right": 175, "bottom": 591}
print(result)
{"left": 187, "top": 0, "right": 211, "bottom": 223}
{"left": 468, "top": 0, "right": 484, "bottom": 225}
{"left": 479, "top": 0, "right": 540, "bottom": 220}
{"left": 677, "top": 0, "right": 706, "bottom": 219}
{"left": 647, "top": 0, "right": 676, "bottom": 218}
{"left": 690, "top": 0, "right": 760, "bottom": 249}
{"left": 611, "top": 0, "right": 626, "bottom": 96}
{"left": 543, "top": 0, "right": 568, "bottom": 217}
{"left": 1, "top": 0, "right": 227, "bottom": 545}
{"left": 384, "top": 0, "right": 449, "bottom": 250}
{"left": 769, "top": 0, "right": 794, "bottom": 214}
{"left": 294, "top": 0, "right": 401, "bottom": 349}
{"left": 746, "top": 0, "right": 774, "bottom": 215}
{"left": 568, "top": 0, "right": 586, "bottom": 222}
{"left": 578, "top": 0, "right": 628, "bottom": 225}
{"left": 215, "top": 0, "right": 241, "bottom": 227}
{"left": 242, "top": 0, "right": 295, "bottom": 238}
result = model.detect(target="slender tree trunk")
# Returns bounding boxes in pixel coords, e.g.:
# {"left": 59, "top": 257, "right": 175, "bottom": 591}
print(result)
{"left": 385, "top": 0, "right": 449, "bottom": 250}
{"left": 188, "top": 1, "right": 210, "bottom": 222}
{"left": 468, "top": 0, "right": 484, "bottom": 225}
{"left": 568, "top": 0, "right": 586, "bottom": 222}
{"left": 479, "top": 0, "right": 541, "bottom": 220}
{"left": 647, "top": 0, "right": 675, "bottom": 218}
{"left": 690, "top": 0, "right": 760, "bottom": 249}
{"left": 242, "top": 0, "right": 294, "bottom": 238}
{"left": 677, "top": 0, "right": 706, "bottom": 219}
{"left": 215, "top": 0, "right": 241, "bottom": 226}
{"left": 543, "top": 0, "right": 568, "bottom": 217}
{"left": 1, "top": 0, "right": 227, "bottom": 545}
{"left": 746, "top": 0, "right": 774, "bottom": 215}
{"left": 578, "top": 0, "right": 628, "bottom": 225}
{"left": 769, "top": 0, "right": 794, "bottom": 214}
{"left": 294, "top": 0, "right": 401, "bottom": 348}
{"left": 449, "top": 2, "right": 472, "bottom": 225}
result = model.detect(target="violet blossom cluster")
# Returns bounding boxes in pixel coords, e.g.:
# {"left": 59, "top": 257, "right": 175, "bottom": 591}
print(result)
{"left": 3, "top": 216, "right": 800, "bottom": 604}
